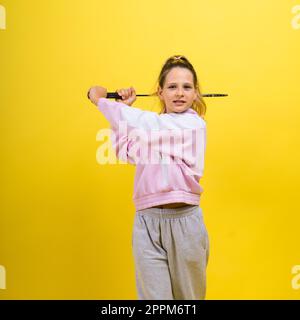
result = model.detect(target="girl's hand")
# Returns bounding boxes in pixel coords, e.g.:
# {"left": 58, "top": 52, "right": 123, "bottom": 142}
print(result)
{"left": 116, "top": 87, "right": 136, "bottom": 106}
{"left": 87, "top": 86, "right": 107, "bottom": 105}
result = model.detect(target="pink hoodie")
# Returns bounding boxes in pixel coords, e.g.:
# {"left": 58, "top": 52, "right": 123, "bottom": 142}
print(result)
{"left": 97, "top": 97, "right": 207, "bottom": 211}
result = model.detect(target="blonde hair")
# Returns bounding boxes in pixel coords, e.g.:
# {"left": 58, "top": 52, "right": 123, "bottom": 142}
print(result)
{"left": 149, "top": 55, "right": 207, "bottom": 119}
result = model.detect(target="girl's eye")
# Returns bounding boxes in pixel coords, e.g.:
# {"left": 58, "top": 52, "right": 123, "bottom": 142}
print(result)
{"left": 169, "top": 86, "right": 192, "bottom": 89}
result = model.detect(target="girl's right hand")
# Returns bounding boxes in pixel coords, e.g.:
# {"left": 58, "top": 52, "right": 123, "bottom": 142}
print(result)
{"left": 87, "top": 86, "right": 107, "bottom": 105}
{"left": 116, "top": 87, "right": 136, "bottom": 106}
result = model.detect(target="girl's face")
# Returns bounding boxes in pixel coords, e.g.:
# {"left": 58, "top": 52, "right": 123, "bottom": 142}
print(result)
{"left": 157, "top": 67, "right": 198, "bottom": 114}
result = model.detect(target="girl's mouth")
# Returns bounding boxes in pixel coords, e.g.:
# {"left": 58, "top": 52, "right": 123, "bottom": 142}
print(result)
{"left": 174, "top": 100, "right": 186, "bottom": 105}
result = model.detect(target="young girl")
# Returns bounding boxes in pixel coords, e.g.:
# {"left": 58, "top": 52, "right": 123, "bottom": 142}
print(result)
{"left": 88, "top": 55, "right": 209, "bottom": 300}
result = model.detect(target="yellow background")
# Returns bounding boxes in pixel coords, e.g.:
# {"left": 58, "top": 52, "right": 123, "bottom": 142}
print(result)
{"left": 1, "top": 0, "right": 300, "bottom": 299}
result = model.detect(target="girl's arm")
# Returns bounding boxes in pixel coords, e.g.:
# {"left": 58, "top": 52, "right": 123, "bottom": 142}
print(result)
{"left": 87, "top": 85, "right": 205, "bottom": 131}
{"left": 88, "top": 85, "right": 139, "bottom": 165}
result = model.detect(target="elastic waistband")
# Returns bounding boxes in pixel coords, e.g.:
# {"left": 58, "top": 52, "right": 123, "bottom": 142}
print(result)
{"left": 136, "top": 205, "right": 201, "bottom": 219}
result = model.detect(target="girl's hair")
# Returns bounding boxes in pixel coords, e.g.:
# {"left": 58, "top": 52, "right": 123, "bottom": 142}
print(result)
{"left": 149, "top": 55, "right": 207, "bottom": 119}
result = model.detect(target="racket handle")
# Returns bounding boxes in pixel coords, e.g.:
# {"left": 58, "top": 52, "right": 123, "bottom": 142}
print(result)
{"left": 106, "top": 92, "right": 148, "bottom": 99}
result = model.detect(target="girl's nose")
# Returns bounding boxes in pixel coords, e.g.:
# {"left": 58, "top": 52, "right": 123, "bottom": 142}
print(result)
{"left": 176, "top": 88, "right": 184, "bottom": 96}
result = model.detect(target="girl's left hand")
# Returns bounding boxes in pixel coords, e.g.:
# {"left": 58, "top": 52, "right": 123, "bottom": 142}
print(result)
{"left": 87, "top": 86, "right": 107, "bottom": 105}
{"left": 116, "top": 87, "right": 136, "bottom": 106}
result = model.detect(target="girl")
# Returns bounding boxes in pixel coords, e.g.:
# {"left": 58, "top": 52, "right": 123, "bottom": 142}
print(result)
{"left": 88, "top": 55, "right": 209, "bottom": 300}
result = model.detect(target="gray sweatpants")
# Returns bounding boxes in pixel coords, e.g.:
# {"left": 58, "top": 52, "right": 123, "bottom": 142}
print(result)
{"left": 132, "top": 205, "right": 209, "bottom": 300}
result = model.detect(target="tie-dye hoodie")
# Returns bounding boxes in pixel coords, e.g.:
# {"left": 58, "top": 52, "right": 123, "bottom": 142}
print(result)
{"left": 97, "top": 97, "right": 207, "bottom": 211}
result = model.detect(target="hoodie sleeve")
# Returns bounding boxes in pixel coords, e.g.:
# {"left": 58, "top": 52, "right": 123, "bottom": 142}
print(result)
{"left": 97, "top": 97, "right": 156, "bottom": 165}
{"left": 110, "top": 127, "right": 138, "bottom": 165}
{"left": 97, "top": 97, "right": 162, "bottom": 130}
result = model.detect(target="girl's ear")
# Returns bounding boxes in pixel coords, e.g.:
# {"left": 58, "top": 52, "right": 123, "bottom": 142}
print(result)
{"left": 157, "top": 86, "right": 163, "bottom": 99}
